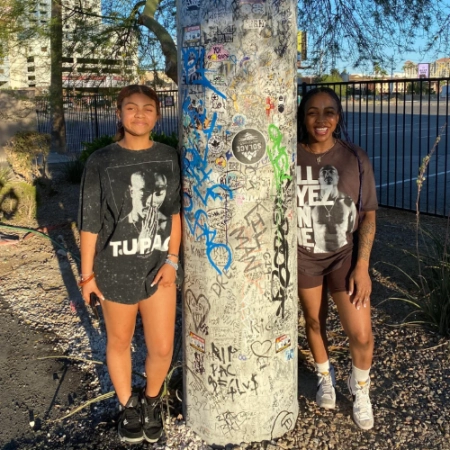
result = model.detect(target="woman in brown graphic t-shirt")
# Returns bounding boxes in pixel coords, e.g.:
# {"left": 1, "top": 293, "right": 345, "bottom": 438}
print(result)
{"left": 297, "top": 87, "right": 378, "bottom": 430}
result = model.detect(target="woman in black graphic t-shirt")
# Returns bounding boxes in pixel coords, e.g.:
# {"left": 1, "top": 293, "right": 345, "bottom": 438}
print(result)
{"left": 297, "top": 87, "right": 378, "bottom": 431}
{"left": 78, "top": 85, "right": 181, "bottom": 445}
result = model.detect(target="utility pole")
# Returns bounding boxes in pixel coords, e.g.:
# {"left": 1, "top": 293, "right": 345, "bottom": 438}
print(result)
{"left": 178, "top": 0, "right": 298, "bottom": 445}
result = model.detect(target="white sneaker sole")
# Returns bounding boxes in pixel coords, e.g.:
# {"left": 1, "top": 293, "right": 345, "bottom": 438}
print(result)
{"left": 316, "top": 392, "right": 336, "bottom": 409}
{"left": 347, "top": 377, "right": 374, "bottom": 430}
{"left": 118, "top": 431, "right": 144, "bottom": 444}
{"left": 317, "top": 400, "right": 336, "bottom": 410}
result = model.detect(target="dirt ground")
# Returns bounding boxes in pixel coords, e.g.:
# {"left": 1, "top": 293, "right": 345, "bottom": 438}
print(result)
{"left": 1, "top": 170, "right": 450, "bottom": 449}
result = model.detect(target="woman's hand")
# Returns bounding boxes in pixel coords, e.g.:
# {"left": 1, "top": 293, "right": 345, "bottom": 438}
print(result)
{"left": 348, "top": 263, "right": 371, "bottom": 310}
{"left": 151, "top": 263, "right": 177, "bottom": 288}
{"left": 81, "top": 278, "right": 105, "bottom": 305}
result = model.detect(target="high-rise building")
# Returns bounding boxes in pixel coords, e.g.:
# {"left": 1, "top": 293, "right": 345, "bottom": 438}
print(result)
{"left": 0, "top": 0, "right": 138, "bottom": 91}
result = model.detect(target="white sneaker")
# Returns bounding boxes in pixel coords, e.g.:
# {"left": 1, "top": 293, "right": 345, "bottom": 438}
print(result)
{"left": 347, "top": 375, "right": 374, "bottom": 430}
{"left": 316, "top": 364, "right": 336, "bottom": 409}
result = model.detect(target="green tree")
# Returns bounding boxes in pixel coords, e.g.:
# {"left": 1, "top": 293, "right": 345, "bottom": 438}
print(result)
{"left": 298, "top": 0, "right": 450, "bottom": 72}
{"left": 314, "top": 69, "right": 346, "bottom": 95}
{"left": 50, "top": 0, "right": 66, "bottom": 153}
{"left": 373, "top": 62, "right": 388, "bottom": 79}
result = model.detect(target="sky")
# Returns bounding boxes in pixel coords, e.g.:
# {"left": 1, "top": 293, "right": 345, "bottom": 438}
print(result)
{"left": 317, "top": 1, "right": 450, "bottom": 76}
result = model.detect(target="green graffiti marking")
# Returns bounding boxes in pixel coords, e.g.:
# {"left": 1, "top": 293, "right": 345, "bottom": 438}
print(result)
{"left": 266, "top": 124, "right": 292, "bottom": 192}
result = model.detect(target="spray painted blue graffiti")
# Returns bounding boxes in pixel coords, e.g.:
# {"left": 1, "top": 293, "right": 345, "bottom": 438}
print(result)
{"left": 182, "top": 106, "right": 233, "bottom": 274}
{"left": 182, "top": 47, "right": 227, "bottom": 99}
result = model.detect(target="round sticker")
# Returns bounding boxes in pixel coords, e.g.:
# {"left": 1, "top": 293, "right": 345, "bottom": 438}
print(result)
{"left": 231, "top": 129, "right": 266, "bottom": 165}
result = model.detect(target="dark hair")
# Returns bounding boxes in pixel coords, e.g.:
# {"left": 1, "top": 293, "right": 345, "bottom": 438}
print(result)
{"left": 297, "top": 86, "right": 364, "bottom": 215}
{"left": 297, "top": 86, "right": 347, "bottom": 143}
{"left": 114, "top": 84, "right": 161, "bottom": 141}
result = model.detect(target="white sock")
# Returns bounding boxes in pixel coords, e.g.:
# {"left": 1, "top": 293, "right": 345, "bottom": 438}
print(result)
{"left": 316, "top": 360, "right": 331, "bottom": 374}
{"left": 352, "top": 365, "right": 370, "bottom": 385}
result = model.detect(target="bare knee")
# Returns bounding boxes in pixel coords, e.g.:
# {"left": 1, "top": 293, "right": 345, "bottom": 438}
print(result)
{"left": 149, "top": 341, "right": 173, "bottom": 361}
{"left": 349, "top": 329, "right": 373, "bottom": 350}
{"left": 107, "top": 334, "right": 132, "bottom": 354}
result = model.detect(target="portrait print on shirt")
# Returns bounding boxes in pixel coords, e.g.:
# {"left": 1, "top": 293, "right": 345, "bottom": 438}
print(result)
{"left": 297, "top": 164, "right": 357, "bottom": 253}
{"left": 106, "top": 161, "right": 174, "bottom": 258}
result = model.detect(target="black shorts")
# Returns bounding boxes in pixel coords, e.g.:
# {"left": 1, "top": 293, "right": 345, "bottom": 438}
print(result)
{"left": 297, "top": 253, "right": 354, "bottom": 293}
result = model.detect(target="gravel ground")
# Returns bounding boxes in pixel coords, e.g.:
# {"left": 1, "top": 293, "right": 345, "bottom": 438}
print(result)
{"left": 0, "top": 175, "right": 449, "bottom": 450}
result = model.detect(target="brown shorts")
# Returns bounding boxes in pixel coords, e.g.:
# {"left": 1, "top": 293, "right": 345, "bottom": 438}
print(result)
{"left": 298, "top": 253, "right": 354, "bottom": 293}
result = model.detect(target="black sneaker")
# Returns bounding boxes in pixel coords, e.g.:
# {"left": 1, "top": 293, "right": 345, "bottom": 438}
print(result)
{"left": 140, "top": 389, "right": 163, "bottom": 443}
{"left": 117, "top": 395, "right": 144, "bottom": 444}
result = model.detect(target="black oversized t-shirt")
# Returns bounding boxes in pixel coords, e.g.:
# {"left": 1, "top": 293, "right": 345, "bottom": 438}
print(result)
{"left": 78, "top": 142, "right": 181, "bottom": 304}
{"left": 296, "top": 140, "right": 378, "bottom": 276}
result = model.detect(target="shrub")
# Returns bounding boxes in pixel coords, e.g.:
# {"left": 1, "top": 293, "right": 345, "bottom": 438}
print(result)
{"left": 0, "top": 181, "right": 37, "bottom": 222}
{"left": 386, "top": 125, "right": 450, "bottom": 338}
{"left": 62, "top": 159, "right": 85, "bottom": 184}
{"left": 79, "top": 132, "right": 179, "bottom": 164}
{"left": 79, "top": 135, "right": 114, "bottom": 163}
{"left": 5, "top": 131, "right": 50, "bottom": 183}
{"left": 386, "top": 227, "right": 450, "bottom": 337}
{"left": 151, "top": 131, "right": 179, "bottom": 149}
{"left": 0, "top": 165, "right": 13, "bottom": 187}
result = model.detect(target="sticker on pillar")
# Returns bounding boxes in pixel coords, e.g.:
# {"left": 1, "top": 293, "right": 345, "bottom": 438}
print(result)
{"left": 275, "top": 334, "right": 291, "bottom": 353}
{"left": 206, "top": 45, "right": 230, "bottom": 62}
{"left": 243, "top": 18, "right": 266, "bottom": 29}
{"left": 186, "top": 0, "right": 200, "bottom": 12}
{"left": 265, "top": 97, "right": 275, "bottom": 118}
{"left": 231, "top": 129, "right": 266, "bottom": 165}
{"left": 208, "top": 133, "right": 225, "bottom": 154}
{"left": 208, "top": 92, "right": 226, "bottom": 114}
{"left": 183, "top": 26, "right": 201, "bottom": 47}
{"left": 209, "top": 154, "right": 227, "bottom": 172}
{"left": 231, "top": 114, "right": 247, "bottom": 128}
{"left": 189, "top": 331, "right": 205, "bottom": 353}
{"left": 285, "top": 348, "right": 294, "bottom": 361}
{"left": 278, "top": 95, "right": 285, "bottom": 113}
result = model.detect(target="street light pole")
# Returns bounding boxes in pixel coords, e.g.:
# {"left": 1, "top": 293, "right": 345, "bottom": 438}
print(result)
{"left": 178, "top": 0, "right": 299, "bottom": 446}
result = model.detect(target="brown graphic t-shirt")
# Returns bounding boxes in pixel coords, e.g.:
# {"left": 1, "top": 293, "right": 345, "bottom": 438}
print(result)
{"left": 297, "top": 140, "right": 378, "bottom": 276}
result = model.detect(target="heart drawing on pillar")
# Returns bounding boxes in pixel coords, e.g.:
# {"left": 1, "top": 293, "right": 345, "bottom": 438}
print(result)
{"left": 186, "top": 289, "right": 211, "bottom": 333}
{"left": 251, "top": 340, "right": 272, "bottom": 358}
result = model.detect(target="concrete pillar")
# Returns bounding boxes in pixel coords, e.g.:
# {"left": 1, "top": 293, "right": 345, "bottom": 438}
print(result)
{"left": 178, "top": 0, "right": 298, "bottom": 445}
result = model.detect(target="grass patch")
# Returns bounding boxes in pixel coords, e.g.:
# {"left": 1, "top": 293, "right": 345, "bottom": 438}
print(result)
{"left": 0, "top": 181, "right": 37, "bottom": 222}
{"left": 5, "top": 131, "right": 50, "bottom": 183}
{"left": 385, "top": 124, "right": 450, "bottom": 338}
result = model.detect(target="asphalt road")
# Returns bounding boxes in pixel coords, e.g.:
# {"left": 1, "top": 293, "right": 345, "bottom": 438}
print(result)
{"left": 344, "top": 101, "right": 450, "bottom": 215}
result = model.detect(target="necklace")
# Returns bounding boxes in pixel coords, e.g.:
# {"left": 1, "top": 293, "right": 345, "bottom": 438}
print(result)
{"left": 304, "top": 139, "right": 336, "bottom": 163}
{"left": 322, "top": 202, "right": 335, "bottom": 220}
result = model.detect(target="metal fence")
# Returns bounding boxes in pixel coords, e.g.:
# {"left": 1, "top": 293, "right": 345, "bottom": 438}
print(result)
{"left": 36, "top": 79, "right": 450, "bottom": 215}
{"left": 300, "top": 77, "right": 450, "bottom": 216}
{"left": 36, "top": 90, "right": 180, "bottom": 153}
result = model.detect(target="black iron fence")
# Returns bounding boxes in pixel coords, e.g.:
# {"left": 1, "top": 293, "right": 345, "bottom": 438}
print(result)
{"left": 300, "top": 77, "right": 450, "bottom": 216}
{"left": 36, "top": 90, "right": 179, "bottom": 153}
{"left": 36, "top": 79, "right": 450, "bottom": 215}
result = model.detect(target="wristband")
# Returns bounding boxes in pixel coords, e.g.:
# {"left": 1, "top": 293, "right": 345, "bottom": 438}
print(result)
{"left": 78, "top": 273, "right": 95, "bottom": 287}
{"left": 167, "top": 253, "right": 179, "bottom": 260}
{"left": 164, "top": 258, "right": 178, "bottom": 271}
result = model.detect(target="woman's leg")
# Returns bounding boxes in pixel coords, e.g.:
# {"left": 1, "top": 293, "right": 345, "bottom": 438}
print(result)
{"left": 139, "top": 283, "right": 177, "bottom": 397}
{"left": 331, "top": 291, "right": 373, "bottom": 369}
{"left": 299, "top": 280, "right": 336, "bottom": 409}
{"left": 332, "top": 290, "right": 374, "bottom": 429}
{"left": 101, "top": 300, "right": 139, "bottom": 406}
{"left": 299, "top": 283, "right": 329, "bottom": 364}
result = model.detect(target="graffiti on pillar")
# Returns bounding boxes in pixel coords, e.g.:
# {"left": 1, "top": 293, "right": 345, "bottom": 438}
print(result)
{"left": 180, "top": 0, "right": 298, "bottom": 444}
